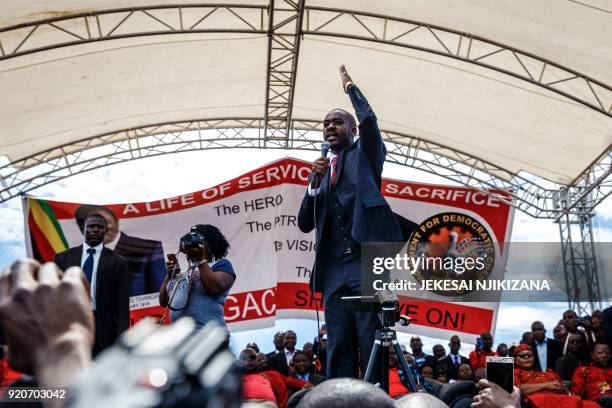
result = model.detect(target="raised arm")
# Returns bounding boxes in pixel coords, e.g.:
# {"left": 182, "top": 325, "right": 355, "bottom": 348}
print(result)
{"left": 340, "top": 65, "right": 385, "bottom": 175}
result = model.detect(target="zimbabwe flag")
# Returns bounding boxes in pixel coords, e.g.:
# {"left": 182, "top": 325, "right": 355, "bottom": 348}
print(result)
{"left": 24, "top": 197, "right": 68, "bottom": 262}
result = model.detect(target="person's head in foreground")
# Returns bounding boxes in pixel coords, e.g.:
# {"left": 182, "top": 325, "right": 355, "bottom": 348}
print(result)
{"left": 394, "top": 393, "right": 450, "bottom": 408}
{"left": 296, "top": 378, "right": 394, "bottom": 408}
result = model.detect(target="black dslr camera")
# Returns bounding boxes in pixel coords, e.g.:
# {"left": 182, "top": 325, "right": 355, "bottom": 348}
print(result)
{"left": 180, "top": 226, "right": 206, "bottom": 250}
{"left": 341, "top": 291, "right": 408, "bottom": 328}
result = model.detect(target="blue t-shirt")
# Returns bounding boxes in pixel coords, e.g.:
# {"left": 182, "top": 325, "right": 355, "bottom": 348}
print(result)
{"left": 167, "top": 258, "right": 235, "bottom": 329}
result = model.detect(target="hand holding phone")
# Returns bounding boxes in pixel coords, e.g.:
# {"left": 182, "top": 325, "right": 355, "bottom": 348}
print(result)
{"left": 166, "top": 253, "right": 179, "bottom": 276}
{"left": 485, "top": 356, "right": 514, "bottom": 394}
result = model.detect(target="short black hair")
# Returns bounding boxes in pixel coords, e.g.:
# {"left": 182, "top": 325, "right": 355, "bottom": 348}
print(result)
{"left": 329, "top": 108, "right": 357, "bottom": 129}
{"left": 84, "top": 213, "right": 107, "bottom": 228}
{"left": 192, "top": 224, "right": 230, "bottom": 259}
{"left": 75, "top": 204, "right": 117, "bottom": 231}
{"left": 291, "top": 350, "right": 310, "bottom": 364}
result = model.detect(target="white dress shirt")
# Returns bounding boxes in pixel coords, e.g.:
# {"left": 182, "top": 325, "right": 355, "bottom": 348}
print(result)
{"left": 81, "top": 242, "right": 104, "bottom": 310}
{"left": 535, "top": 338, "right": 547, "bottom": 370}
{"left": 285, "top": 348, "right": 296, "bottom": 365}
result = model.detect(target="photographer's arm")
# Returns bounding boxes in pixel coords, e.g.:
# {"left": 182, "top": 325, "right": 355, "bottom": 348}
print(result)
{"left": 198, "top": 263, "right": 235, "bottom": 297}
{"left": 159, "top": 260, "right": 178, "bottom": 307}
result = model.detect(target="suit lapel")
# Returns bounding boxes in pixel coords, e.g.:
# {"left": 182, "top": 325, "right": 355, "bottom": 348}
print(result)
{"left": 71, "top": 245, "right": 84, "bottom": 267}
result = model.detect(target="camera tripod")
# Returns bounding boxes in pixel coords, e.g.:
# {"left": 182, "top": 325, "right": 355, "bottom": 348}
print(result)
{"left": 363, "top": 324, "right": 418, "bottom": 394}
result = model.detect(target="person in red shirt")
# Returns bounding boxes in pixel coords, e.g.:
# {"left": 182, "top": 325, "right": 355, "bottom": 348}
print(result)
{"left": 255, "top": 351, "right": 311, "bottom": 408}
{"left": 571, "top": 342, "right": 612, "bottom": 406}
{"left": 513, "top": 344, "right": 598, "bottom": 408}
{"left": 240, "top": 348, "right": 277, "bottom": 405}
{"left": 388, "top": 347, "right": 410, "bottom": 399}
{"left": 468, "top": 333, "right": 498, "bottom": 370}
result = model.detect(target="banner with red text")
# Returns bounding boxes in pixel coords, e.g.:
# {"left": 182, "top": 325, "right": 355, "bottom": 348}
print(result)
{"left": 24, "top": 157, "right": 513, "bottom": 340}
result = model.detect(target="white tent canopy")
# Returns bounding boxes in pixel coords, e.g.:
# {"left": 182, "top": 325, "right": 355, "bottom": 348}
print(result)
{"left": 0, "top": 0, "right": 610, "bottom": 187}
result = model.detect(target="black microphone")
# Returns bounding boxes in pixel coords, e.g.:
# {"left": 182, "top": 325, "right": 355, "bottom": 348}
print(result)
{"left": 320, "top": 141, "right": 330, "bottom": 158}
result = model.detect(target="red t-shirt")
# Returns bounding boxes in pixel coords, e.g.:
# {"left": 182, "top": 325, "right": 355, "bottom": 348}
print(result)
{"left": 0, "top": 358, "right": 22, "bottom": 388}
{"left": 469, "top": 350, "right": 498, "bottom": 370}
{"left": 242, "top": 373, "right": 277, "bottom": 403}
{"left": 389, "top": 368, "right": 410, "bottom": 399}
{"left": 260, "top": 370, "right": 307, "bottom": 408}
{"left": 571, "top": 365, "right": 612, "bottom": 401}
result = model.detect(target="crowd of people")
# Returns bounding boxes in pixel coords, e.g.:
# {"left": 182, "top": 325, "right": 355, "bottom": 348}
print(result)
{"left": 0, "top": 257, "right": 610, "bottom": 408}
{"left": 236, "top": 308, "right": 612, "bottom": 407}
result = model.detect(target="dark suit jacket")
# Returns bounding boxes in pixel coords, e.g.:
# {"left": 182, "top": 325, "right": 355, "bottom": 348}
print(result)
{"left": 529, "top": 338, "right": 563, "bottom": 371}
{"left": 54, "top": 245, "right": 130, "bottom": 355}
{"left": 112, "top": 232, "right": 166, "bottom": 296}
{"left": 436, "top": 354, "right": 470, "bottom": 380}
{"left": 297, "top": 84, "right": 403, "bottom": 292}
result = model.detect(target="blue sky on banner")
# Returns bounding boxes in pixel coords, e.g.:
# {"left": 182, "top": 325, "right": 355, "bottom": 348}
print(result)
{"left": 0, "top": 148, "right": 610, "bottom": 355}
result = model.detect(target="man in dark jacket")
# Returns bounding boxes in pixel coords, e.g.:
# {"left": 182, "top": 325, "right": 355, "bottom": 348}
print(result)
{"left": 55, "top": 213, "right": 129, "bottom": 355}
{"left": 529, "top": 320, "right": 563, "bottom": 371}
{"left": 297, "top": 66, "right": 403, "bottom": 380}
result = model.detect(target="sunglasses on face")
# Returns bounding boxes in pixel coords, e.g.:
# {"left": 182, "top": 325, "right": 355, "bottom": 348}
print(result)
{"left": 241, "top": 355, "right": 257, "bottom": 361}
{"left": 516, "top": 353, "right": 534, "bottom": 358}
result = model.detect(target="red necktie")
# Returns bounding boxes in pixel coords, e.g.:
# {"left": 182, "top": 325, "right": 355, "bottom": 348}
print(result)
{"left": 330, "top": 156, "right": 338, "bottom": 186}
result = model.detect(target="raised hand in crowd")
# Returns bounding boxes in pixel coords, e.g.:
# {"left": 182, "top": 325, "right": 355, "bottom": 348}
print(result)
{"left": 471, "top": 379, "right": 520, "bottom": 408}
{"left": 0, "top": 259, "right": 93, "bottom": 403}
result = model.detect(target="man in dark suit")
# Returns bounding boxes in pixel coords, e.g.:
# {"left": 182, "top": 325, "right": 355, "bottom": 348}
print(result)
{"left": 268, "top": 330, "right": 299, "bottom": 376}
{"left": 530, "top": 320, "right": 563, "bottom": 371}
{"left": 297, "top": 66, "right": 403, "bottom": 380}
{"left": 75, "top": 204, "right": 166, "bottom": 296}
{"left": 436, "top": 335, "right": 470, "bottom": 380}
{"left": 55, "top": 213, "right": 130, "bottom": 355}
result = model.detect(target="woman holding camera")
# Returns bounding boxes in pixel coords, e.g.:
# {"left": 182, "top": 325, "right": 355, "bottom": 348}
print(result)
{"left": 159, "top": 224, "right": 235, "bottom": 329}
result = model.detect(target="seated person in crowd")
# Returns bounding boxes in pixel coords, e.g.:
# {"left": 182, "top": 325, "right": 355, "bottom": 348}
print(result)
{"left": 556, "top": 332, "right": 591, "bottom": 381}
{"left": 469, "top": 332, "right": 498, "bottom": 370}
{"left": 553, "top": 324, "right": 569, "bottom": 344}
{"left": 513, "top": 344, "right": 598, "bottom": 408}
{"left": 571, "top": 342, "right": 612, "bottom": 407}
{"left": 257, "top": 349, "right": 311, "bottom": 408}
{"left": 436, "top": 335, "right": 470, "bottom": 380}
{"left": 497, "top": 343, "right": 509, "bottom": 357}
{"left": 432, "top": 344, "right": 446, "bottom": 361}
{"left": 456, "top": 363, "right": 474, "bottom": 382}
{"left": 290, "top": 351, "right": 325, "bottom": 385}
{"left": 410, "top": 336, "right": 435, "bottom": 368}
{"left": 268, "top": 330, "right": 299, "bottom": 377}
{"left": 389, "top": 347, "right": 411, "bottom": 399}
{"left": 240, "top": 348, "right": 277, "bottom": 406}
{"left": 419, "top": 363, "right": 435, "bottom": 380}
